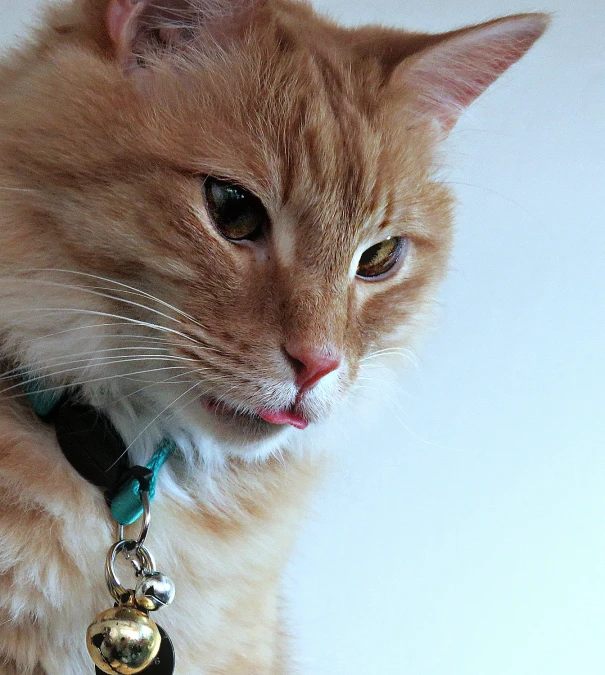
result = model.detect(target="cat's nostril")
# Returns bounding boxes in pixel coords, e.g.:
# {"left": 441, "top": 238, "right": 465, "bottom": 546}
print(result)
{"left": 284, "top": 344, "right": 342, "bottom": 393}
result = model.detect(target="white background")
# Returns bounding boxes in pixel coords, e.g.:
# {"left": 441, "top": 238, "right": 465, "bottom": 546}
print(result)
{"left": 1, "top": 1, "right": 604, "bottom": 674}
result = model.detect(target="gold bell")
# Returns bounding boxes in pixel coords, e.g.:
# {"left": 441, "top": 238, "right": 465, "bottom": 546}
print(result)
{"left": 86, "top": 606, "right": 162, "bottom": 675}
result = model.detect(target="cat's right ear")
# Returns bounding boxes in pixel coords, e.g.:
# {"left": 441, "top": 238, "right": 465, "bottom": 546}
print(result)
{"left": 387, "top": 13, "right": 549, "bottom": 136}
{"left": 106, "top": 0, "right": 257, "bottom": 72}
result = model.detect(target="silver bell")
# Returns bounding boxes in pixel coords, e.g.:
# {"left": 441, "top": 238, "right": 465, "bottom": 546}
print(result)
{"left": 135, "top": 572, "right": 176, "bottom": 611}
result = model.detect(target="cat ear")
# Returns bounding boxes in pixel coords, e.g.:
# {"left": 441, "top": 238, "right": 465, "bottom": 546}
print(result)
{"left": 106, "top": 0, "right": 257, "bottom": 71}
{"left": 389, "top": 14, "right": 549, "bottom": 134}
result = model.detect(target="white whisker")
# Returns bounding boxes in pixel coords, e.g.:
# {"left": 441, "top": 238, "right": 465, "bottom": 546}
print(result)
{"left": 0, "top": 363, "right": 195, "bottom": 399}
{"left": 0, "top": 186, "right": 38, "bottom": 193}
{"left": 360, "top": 347, "right": 419, "bottom": 369}
{"left": 104, "top": 366, "right": 216, "bottom": 408}
{"left": 161, "top": 383, "right": 216, "bottom": 424}
{"left": 356, "top": 374, "right": 412, "bottom": 399}
{"left": 9, "top": 277, "right": 195, "bottom": 333}
{"left": 110, "top": 379, "right": 211, "bottom": 469}
{"left": 2, "top": 353, "right": 197, "bottom": 387}
{"left": 19, "top": 268, "right": 210, "bottom": 331}
{"left": 1, "top": 346, "right": 179, "bottom": 380}
{"left": 2, "top": 307, "right": 200, "bottom": 344}
{"left": 354, "top": 383, "right": 463, "bottom": 453}
{"left": 26, "top": 325, "right": 173, "bottom": 345}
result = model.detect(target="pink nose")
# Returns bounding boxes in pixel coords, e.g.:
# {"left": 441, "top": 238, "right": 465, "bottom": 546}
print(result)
{"left": 284, "top": 344, "right": 342, "bottom": 393}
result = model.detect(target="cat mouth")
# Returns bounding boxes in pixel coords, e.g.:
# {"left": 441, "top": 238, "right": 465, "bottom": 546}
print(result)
{"left": 201, "top": 396, "right": 308, "bottom": 430}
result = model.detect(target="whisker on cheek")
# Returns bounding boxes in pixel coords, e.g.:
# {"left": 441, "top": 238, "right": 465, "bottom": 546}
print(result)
{"left": 2, "top": 346, "right": 187, "bottom": 379}
{"left": 1, "top": 306, "right": 202, "bottom": 345}
{"left": 103, "top": 365, "right": 228, "bottom": 409}
{"left": 0, "top": 186, "right": 39, "bottom": 193}
{"left": 0, "top": 354, "right": 198, "bottom": 387}
{"left": 6, "top": 277, "right": 191, "bottom": 333}
{"left": 0, "top": 365, "right": 195, "bottom": 402}
{"left": 15, "top": 268, "right": 212, "bottom": 332}
{"left": 359, "top": 347, "right": 420, "bottom": 369}
{"left": 25, "top": 326, "right": 180, "bottom": 345}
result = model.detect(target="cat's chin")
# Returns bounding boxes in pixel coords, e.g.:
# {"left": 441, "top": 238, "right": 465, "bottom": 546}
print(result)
{"left": 106, "top": 381, "right": 334, "bottom": 466}
{"left": 177, "top": 395, "right": 300, "bottom": 459}
{"left": 181, "top": 383, "right": 342, "bottom": 458}
{"left": 202, "top": 398, "right": 290, "bottom": 440}
{"left": 179, "top": 389, "right": 338, "bottom": 461}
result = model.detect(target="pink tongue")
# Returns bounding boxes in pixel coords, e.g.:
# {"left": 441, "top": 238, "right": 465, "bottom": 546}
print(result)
{"left": 258, "top": 409, "right": 308, "bottom": 430}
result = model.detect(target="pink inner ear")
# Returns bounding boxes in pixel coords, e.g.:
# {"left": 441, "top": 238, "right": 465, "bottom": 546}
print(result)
{"left": 107, "top": 0, "right": 141, "bottom": 45}
{"left": 422, "top": 42, "right": 527, "bottom": 113}
{"left": 395, "top": 14, "right": 549, "bottom": 133}
{"left": 105, "top": 0, "right": 261, "bottom": 72}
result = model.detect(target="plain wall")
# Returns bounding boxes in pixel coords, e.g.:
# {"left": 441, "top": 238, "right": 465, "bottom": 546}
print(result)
{"left": 0, "top": 1, "right": 603, "bottom": 674}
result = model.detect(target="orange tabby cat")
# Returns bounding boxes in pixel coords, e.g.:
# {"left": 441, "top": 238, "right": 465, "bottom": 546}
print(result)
{"left": 0, "top": 1, "right": 547, "bottom": 673}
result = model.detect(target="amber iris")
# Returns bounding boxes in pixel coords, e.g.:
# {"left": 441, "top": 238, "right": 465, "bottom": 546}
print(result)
{"left": 357, "top": 236, "right": 406, "bottom": 279}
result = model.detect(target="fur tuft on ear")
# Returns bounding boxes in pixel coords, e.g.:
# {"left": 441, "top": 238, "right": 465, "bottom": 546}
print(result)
{"left": 106, "top": 0, "right": 260, "bottom": 70}
{"left": 390, "top": 13, "right": 550, "bottom": 134}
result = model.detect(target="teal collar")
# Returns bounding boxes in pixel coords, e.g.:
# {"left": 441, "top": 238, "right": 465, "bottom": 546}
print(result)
{"left": 110, "top": 437, "right": 175, "bottom": 525}
{"left": 24, "top": 376, "right": 176, "bottom": 526}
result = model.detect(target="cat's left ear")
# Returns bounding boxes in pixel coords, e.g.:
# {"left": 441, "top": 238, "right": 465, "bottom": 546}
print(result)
{"left": 106, "top": 0, "right": 258, "bottom": 71}
{"left": 389, "top": 13, "right": 550, "bottom": 135}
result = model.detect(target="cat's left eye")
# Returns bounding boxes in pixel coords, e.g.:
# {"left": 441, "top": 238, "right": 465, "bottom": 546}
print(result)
{"left": 356, "top": 236, "right": 408, "bottom": 279}
{"left": 204, "top": 176, "right": 268, "bottom": 241}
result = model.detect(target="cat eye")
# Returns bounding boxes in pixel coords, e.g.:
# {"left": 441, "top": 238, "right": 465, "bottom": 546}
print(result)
{"left": 204, "top": 177, "right": 268, "bottom": 241}
{"left": 356, "top": 236, "right": 407, "bottom": 279}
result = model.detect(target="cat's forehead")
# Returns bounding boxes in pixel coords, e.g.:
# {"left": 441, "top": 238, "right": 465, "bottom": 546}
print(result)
{"left": 258, "top": 70, "right": 429, "bottom": 257}
{"left": 275, "top": 82, "right": 385, "bottom": 234}
{"left": 172, "top": 42, "right": 408, "bottom": 232}
{"left": 137, "top": 20, "right": 434, "bottom": 262}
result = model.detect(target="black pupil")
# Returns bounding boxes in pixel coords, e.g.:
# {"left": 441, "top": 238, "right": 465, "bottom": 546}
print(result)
{"left": 204, "top": 177, "right": 267, "bottom": 241}
{"left": 357, "top": 237, "right": 402, "bottom": 278}
{"left": 358, "top": 242, "right": 384, "bottom": 266}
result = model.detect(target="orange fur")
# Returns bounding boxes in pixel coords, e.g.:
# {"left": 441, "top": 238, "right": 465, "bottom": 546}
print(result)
{"left": 0, "top": 1, "right": 547, "bottom": 672}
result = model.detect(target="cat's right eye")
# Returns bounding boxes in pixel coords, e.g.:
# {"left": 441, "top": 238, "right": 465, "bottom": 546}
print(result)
{"left": 356, "top": 236, "right": 408, "bottom": 280}
{"left": 203, "top": 177, "right": 268, "bottom": 242}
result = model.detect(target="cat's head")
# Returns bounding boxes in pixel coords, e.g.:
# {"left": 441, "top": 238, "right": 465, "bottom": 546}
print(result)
{"left": 0, "top": 0, "right": 547, "bottom": 463}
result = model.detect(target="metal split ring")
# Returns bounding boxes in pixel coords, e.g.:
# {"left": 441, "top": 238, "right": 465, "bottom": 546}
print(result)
{"left": 105, "top": 539, "right": 157, "bottom": 604}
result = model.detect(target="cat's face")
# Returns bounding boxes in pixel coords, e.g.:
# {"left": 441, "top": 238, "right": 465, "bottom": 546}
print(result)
{"left": 0, "top": 0, "right": 547, "bottom": 461}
